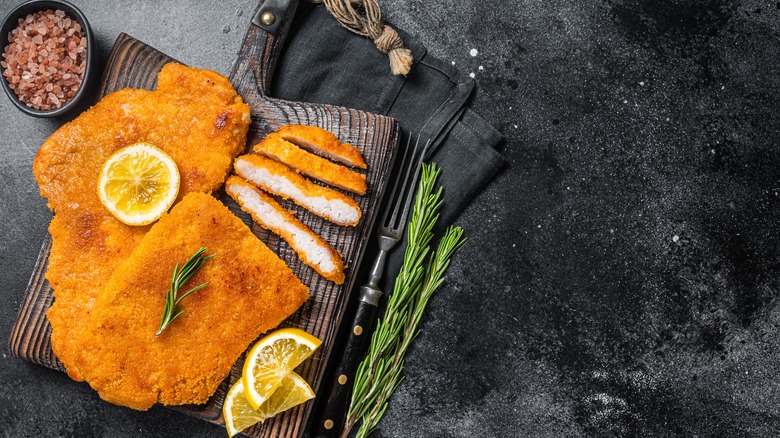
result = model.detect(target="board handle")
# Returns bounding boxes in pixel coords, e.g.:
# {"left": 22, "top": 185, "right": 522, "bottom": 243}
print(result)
{"left": 230, "top": 0, "right": 300, "bottom": 98}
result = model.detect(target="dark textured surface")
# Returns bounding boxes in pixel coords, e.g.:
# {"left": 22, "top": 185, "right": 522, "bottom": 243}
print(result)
{"left": 2, "top": 0, "right": 780, "bottom": 437}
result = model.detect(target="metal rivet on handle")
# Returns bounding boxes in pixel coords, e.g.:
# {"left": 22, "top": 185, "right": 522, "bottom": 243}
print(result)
{"left": 353, "top": 325, "right": 363, "bottom": 336}
{"left": 261, "top": 11, "right": 276, "bottom": 26}
{"left": 338, "top": 374, "right": 348, "bottom": 385}
{"left": 324, "top": 420, "right": 334, "bottom": 430}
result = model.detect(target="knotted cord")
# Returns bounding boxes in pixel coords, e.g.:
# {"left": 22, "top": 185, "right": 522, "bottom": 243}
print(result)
{"left": 309, "top": 0, "right": 413, "bottom": 75}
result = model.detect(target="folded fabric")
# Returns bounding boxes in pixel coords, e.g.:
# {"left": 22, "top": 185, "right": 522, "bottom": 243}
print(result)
{"left": 269, "top": 3, "right": 505, "bottom": 291}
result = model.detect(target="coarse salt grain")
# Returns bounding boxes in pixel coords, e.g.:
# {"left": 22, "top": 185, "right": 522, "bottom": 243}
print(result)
{"left": 2, "top": 9, "right": 86, "bottom": 111}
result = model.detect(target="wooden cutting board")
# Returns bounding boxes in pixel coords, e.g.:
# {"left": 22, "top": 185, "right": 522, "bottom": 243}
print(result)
{"left": 8, "top": 1, "right": 398, "bottom": 436}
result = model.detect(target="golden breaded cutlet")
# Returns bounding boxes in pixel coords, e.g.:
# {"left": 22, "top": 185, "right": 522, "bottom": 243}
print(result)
{"left": 233, "top": 154, "right": 362, "bottom": 226}
{"left": 271, "top": 124, "right": 367, "bottom": 169}
{"left": 255, "top": 136, "right": 367, "bottom": 195}
{"left": 226, "top": 175, "right": 346, "bottom": 284}
{"left": 76, "top": 193, "right": 309, "bottom": 410}
{"left": 32, "top": 62, "right": 251, "bottom": 381}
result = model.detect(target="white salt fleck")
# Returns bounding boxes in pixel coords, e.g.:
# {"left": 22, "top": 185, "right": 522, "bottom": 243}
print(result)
{"left": 666, "top": 117, "right": 670, "bottom": 121}
{"left": 672, "top": 235, "right": 679, "bottom": 242}
{"left": 537, "top": 224, "right": 542, "bottom": 229}
{"left": 469, "top": 72, "right": 475, "bottom": 78}
{"left": 478, "top": 65, "right": 484, "bottom": 71}
{"left": 470, "top": 48, "right": 478, "bottom": 57}
{"left": 721, "top": 85, "right": 725, "bottom": 90}
{"left": 451, "top": 61, "right": 455, "bottom": 65}
{"left": 513, "top": 124, "right": 518, "bottom": 128}
{"left": 623, "top": 99, "right": 628, "bottom": 104}
{"left": 639, "top": 81, "right": 645, "bottom": 86}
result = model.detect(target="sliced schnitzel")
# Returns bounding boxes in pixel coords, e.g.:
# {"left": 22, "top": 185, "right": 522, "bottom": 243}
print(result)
{"left": 234, "top": 154, "right": 362, "bottom": 226}
{"left": 76, "top": 193, "right": 309, "bottom": 410}
{"left": 254, "top": 136, "right": 367, "bottom": 195}
{"left": 270, "top": 124, "right": 367, "bottom": 169}
{"left": 226, "top": 175, "right": 346, "bottom": 284}
{"left": 32, "top": 63, "right": 251, "bottom": 381}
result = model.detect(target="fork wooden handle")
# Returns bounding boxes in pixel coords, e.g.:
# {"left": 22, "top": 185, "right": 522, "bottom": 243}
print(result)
{"left": 313, "top": 293, "right": 379, "bottom": 437}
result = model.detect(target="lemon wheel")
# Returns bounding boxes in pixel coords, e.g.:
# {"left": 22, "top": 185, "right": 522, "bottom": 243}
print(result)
{"left": 223, "top": 372, "right": 315, "bottom": 437}
{"left": 242, "top": 328, "right": 321, "bottom": 410}
{"left": 97, "top": 142, "right": 180, "bottom": 226}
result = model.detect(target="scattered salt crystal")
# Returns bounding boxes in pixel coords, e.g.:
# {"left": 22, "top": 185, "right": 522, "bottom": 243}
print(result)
{"left": 470, "top": 48, "right": 478, "bottom": 57}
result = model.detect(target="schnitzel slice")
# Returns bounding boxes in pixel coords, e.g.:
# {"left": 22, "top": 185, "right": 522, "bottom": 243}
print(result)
{"left": 226, "top": 175, "right": 346, "bottom": 284}
{"left": 270, "top": 124, "right": 367, "bottom": 169}
{"left": 254, "top": 136, "right": 367, "bottom": 195}
{"left": 76, "top": 192, "right": 309, "bottom": 410}
{"left": 234, "top": 154, "right": 362, "bottom": 226}
{"left": 33, "top": 62, "right": 251, "bottom": 381}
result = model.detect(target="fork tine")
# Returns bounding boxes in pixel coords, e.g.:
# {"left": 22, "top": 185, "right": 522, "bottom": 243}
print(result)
{"left": 385, "top": 134, "right": 420, "bottom": 229}
{"left": 380, "top": 132, "right": 414, "bottom": 228}
{"left": 388, "top": 138, "right": 428, "bottom": 232}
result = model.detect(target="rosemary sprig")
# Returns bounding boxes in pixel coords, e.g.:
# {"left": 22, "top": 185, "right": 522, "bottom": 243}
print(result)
{"left": 343, "top": 163, "right": 467, "bottom": 438}
{"left": 155, "top": 247, "right": 214, "bottom": 337}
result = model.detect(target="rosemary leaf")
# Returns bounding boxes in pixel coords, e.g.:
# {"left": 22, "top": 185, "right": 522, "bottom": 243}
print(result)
{"left": 344, "top": 163, "right": 468, "bottom": 438}
{"left": 155, "top": 247, "right": 213, "bottom": 337}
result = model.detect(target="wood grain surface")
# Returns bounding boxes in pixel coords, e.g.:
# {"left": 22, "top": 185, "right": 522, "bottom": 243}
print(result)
{"left": 8, "top": 1, "right": 399, "bottom": 435}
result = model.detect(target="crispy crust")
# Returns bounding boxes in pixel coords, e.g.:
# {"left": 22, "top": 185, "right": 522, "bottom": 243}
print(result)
{"left": 254, "top": 136, "right": 367, "bottom": 195}
{"left": 234, "top": 154, "right": 362, "bottom": 226}
{"left": 226, "top": 176, "right": 346, "bottom": 284}
{"left": 32, "top": 62, "right": 251, "bottom": 381}
{"left": 76, "top": 193, "right": 309, "bottom": 410}
{"left": 271, "top": 124, "right": 367, "bottom": 169}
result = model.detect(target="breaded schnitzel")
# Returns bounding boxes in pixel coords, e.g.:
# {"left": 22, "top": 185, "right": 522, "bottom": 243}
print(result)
{"left": 270, "top": 124, "right": 367, "bottom": 169}
{"left": 254, "top": 136, "right": 367, "bottom": 195}
{"left": 233, "top": 154, "right": 362, "bottom": 226}
{"left": 32, "top": 63, "right": 251, "bottom": 381}
{"left": 226, "top": 175, "right": 346, "bottom": 284}
{"left": 76, "top": 193, "right": 309, "bottom": 410}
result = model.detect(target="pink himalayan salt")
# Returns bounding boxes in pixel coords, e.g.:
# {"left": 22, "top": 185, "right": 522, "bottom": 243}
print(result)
{"left": 2, "top": 9, "right": 86, "bottom": 111}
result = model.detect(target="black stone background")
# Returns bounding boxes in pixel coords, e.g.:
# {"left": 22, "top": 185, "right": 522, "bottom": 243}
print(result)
{"left": 2, "top": 0, "right": 780, "bottom": 436}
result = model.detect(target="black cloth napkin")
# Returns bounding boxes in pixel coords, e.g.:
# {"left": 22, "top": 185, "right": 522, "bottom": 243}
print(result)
{"left": 269, "top": 3, "right": 505, "bottom": 291}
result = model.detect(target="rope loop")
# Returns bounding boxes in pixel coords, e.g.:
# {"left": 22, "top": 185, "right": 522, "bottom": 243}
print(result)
{"left": 310, "top": 0, "right": 413, "bottom": 75}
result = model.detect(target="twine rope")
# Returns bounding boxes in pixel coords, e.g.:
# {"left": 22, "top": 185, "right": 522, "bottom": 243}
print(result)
{"left": 309, "top": 0, "right": 413, "bottom": 75}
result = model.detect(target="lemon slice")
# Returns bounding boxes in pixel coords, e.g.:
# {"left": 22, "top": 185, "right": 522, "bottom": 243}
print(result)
{"left": 242, "top": 328, "right": 321, "bottom": 410}
{"left": 98, "top": 142, "right": 180, "bottom": 226}
{"left": 223, "top": 372, "right": 315, "bottom": 437}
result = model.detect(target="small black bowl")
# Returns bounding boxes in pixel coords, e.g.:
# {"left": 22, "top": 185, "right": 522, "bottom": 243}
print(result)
{"left": 0, "top": 0, "right": 97, "bottom": 118}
